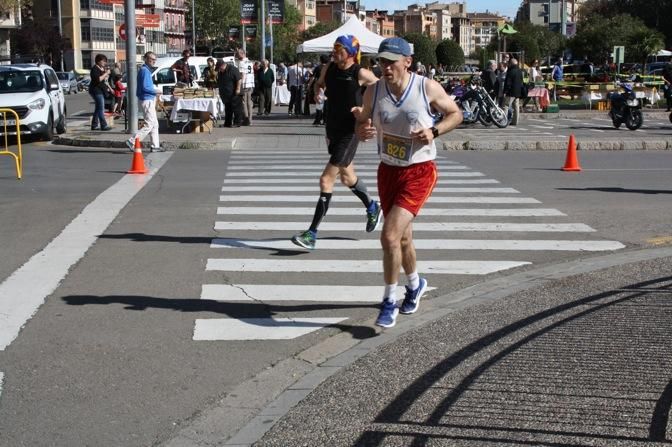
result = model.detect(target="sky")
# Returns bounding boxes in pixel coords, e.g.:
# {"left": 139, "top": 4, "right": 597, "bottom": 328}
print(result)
{"left": 363, "top": 0, "right": 520, "bottom": 20}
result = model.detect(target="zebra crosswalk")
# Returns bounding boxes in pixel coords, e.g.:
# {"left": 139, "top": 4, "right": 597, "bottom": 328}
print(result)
{"left": 193, "top": 149, "right": 625, "bottom": 341}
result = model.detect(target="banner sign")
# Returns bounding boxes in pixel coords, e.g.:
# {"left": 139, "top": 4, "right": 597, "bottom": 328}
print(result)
{"left": 267, "top": 0, "right": 284, "bottom": 24}
{"left": 244, "top": 25, "right": 257, "bottom": 41}
{"left": 99, "top": 0, "right": 125, "bottom": 4}
{"left": 240, "top": 0, "right": 258, "bottom": 24}
{"left": 136, "top": 14, "right": 160, "bottom": 28}
{"left": 228, "top": 26, "right": 241, "bottom": 41}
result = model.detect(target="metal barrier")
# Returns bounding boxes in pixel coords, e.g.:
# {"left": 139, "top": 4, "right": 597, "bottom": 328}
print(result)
{"left": 0, "top": 108, "right": 22, "bottom": 179}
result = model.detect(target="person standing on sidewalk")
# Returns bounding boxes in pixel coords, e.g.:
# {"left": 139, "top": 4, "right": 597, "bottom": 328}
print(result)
{"left": 290, "top": 35, "right": 380, "bottom": 250}
{"left": 126, "top": 52, "right": 162, "bottom": 152}
{"left": 504, "top": 58, "right": 524, "bottom": 125}
{"left": 217, "top": 59, "right": 243, "bottom": 127}
{"left": 88, "top": 54, "right": 112, "bottom": 131}
{"left": 257, "top": 59, "right": 274, "bottom": 116}
{"left": 234, "top": 49, "right": 255, "bottom": 126}
{"left": 287, "top": 61, "right": 304, "bottom": 116}
{"left": 352, "top": 37, "right": 462, "bottom": 328}
{"left": 171, "top": 49, "right": 193, "bottom": 86}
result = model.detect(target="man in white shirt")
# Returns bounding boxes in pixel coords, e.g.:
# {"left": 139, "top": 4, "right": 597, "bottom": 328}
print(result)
{"left": 234, "top": 49, "right": 255, "bottom": 126}
{"left": 287, "top": 61, "right": 304, "bottom": 116}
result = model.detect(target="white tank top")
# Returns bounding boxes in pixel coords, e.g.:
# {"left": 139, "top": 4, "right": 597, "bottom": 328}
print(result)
{"left": 371, "top": 73, "right": 436, "bottom": 167}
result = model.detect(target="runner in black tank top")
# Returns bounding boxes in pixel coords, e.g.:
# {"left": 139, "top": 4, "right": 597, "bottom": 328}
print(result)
{"left": 290, "top": 34, "right": 380, "bottom": 250}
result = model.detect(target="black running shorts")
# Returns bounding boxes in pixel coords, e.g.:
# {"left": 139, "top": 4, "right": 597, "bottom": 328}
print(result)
{"left": 326, "top": 131, "right": 358, "bottom": 167}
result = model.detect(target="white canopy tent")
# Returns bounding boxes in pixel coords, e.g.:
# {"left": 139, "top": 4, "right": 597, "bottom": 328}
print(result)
{"left": 655, "top": 49, "right": 672, "bottom": 56}
{"left": 296, "top": 16, "right": 389, "bottom": 55}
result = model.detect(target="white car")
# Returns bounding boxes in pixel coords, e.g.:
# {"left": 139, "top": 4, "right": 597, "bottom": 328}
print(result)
{"left": 57, "top": 71, "right": 78, "bottom": 94}
{"left": 0, "top": 64, "right": 67, "bottom": 140}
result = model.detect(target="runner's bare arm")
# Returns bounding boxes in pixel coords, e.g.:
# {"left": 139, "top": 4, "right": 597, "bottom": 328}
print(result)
{"left": 351, "top": 84, "right": 376, "bottom": 142}
{"left": 410, "top": 78, "right": 462, "bottom": 143}
{"left": 358, "top": 67, "right": 379, "bottom": 87}
{"left": 314, "top": 62, "right": 330, "bottom": 97}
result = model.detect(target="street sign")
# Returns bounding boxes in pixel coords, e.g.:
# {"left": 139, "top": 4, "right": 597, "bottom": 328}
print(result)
{"left": 99, "top": 0, "right": 124, "bottom": 4}
{"left": 119, "top": 23, "right": 127, "bottom": 41}
{"left": 613, "top": 46, "right": 625, "bottom": 64}
{"left": 136, "top": 14, "right": 160, "bottom": 28}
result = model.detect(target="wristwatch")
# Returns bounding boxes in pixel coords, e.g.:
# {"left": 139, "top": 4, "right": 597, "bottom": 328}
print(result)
{"left": 430, "top": 126, "right": 440, "bottom": 138}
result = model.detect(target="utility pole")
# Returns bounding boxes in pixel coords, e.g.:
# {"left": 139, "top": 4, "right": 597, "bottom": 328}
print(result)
{"left": 124, "top": 0, "right": 138, "bottom": 134}
{"left": 260, "top": 0, "right": 265, "bottom": 61}
{"left": 561, "top": 0, "right": 567, "bottom": 36}
{"left": 192, "top": 0, "right": 196, "bottom": 55}
{"left": 56, "top": 0, "right": 64, "bottom": 71}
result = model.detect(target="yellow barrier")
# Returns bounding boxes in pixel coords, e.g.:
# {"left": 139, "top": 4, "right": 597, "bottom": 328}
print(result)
{"left": 0, "top": 108, "right": 23, "bottom": 179}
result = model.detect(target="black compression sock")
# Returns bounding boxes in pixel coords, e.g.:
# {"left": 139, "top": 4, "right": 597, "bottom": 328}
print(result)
{"left": 309, "top": 192, "right": 332, "bottom": 232}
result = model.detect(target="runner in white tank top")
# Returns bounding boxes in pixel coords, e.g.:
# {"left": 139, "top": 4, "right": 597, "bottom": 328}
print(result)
{"left": 352, "top": 37, "right": 463, "bottom": 328}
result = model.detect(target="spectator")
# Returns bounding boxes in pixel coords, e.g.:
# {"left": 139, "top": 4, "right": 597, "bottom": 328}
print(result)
{"left": 172, "top": 49, "right": 193, "bottom": 85}
{"left": 663, "top": 63, "right": 672, "bottom": 112}
{"left": 126, "top": 52, "right": 162, "bottom": 151}
{"left": 202, "top": 57, "right": 218, "bottom": 90}
{"left": 234, "top": 48, "right": 255, "bottom": 126}
{"left": 495, "top": 61, "right": 507, "bottom": 107}
{"left": 276, "top": 62, "right": 287, "bottom": 86}
{"left": 287, "top": 60, "right": 304, "bottom": 116}
{"left": 217, "top": 59, "right": 243, "bottom": 127}
{"left": 256, "top": 59, "right": 274, "bottom": 116}
{"left": 111, "top": 74, "right": 125, "bottom": 116}
{"left": 504, "top": 58, "right": 524, "bottom": 125}
{"left": 551, "top": 58, "right": 564, "bottom": 82}
{"left": 481, "top": 60, "right": 497, "bottom": 96}
{"left": 88, "top": 53, "right": 112, "bottom": 131}
{"left": 311, "top": 54, "right": 330, "bottom": 125}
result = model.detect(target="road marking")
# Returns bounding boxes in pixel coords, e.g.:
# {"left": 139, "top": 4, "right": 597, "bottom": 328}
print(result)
{"left": 210, "top": 238, "right": 623, "bottom": 251}
{"left": 71, "top": 110, "right": 89, "bottom": 116}
{"left": 223, "top": 178, "right": 501, "bottom": 184}
{"left": 226, "top": 165, "right": 470, "bottom": 171}
{"left": 0, "top": 153, "right": 173, "bottom": 351}
{"left": 225, "top": 171, "right": 486, "bottom": 177}
{"left": 220, "top": 186, "right": 520, "bottom": 193}
{"left": 200, "top": 284, "right": 437, "bottom": 302}
{"left": 529, "top": 125, "right": 555, "bottom": 129}
{"left": 216, "top": 207, "right": 565, "bottom": 216}
{"left": 0, "top": 372, "right": 3, "bottom": 400}
{"left": 193, "top": 318, "right": 349, "bottom": 341}
{"left": 214, "top": 221, "right": 594, "bottom": 232}
{"left": 219, "top": 195, "right": 539, "bottom": 204}
{"left": 206, "top": 259, "right": 531, "bottom": 274}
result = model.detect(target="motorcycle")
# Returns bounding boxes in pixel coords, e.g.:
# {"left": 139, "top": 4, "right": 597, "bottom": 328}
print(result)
{"left": 453, "top": 77, "right": 508, "bottom": 128}
{"left": 608, "top": 82, "right": 643, "bottom": 130}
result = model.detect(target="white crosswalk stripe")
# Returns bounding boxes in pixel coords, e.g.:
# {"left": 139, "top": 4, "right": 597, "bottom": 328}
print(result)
{"left": 214, "top": 222, "right": 594, "bottom": 232}
{"left": 200, "top": 284, "right": 437, "bottom": 302}
{"left": 217, "top": 207, "right": 565, "bottom": 216}
{"left": 220, "top": 195, "right": 539, "bottom": 203}
{"left": 220, "top": 186, "right": 520, "bottom": 193}
{"left": 193, "top": 151, "right": 624, "bottom": 341}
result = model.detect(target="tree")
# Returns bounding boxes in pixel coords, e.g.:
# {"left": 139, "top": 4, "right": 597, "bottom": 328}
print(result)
{"left": 627, "top": 28, "right": 665, "bottom": 67}
{"left": 189, "top": 0, "right": 240, "bottom": 48}
{"left": 403, "top": 32, "right": 436, "bottom": 69}
{"left": 10, "top": 17, "right": 66, "bottom": 63}
{"left": 0, "top": 0, "right": 25, "bottom": 15}
{"left": 435, "top": 38, "right": 464, "bottom": 70}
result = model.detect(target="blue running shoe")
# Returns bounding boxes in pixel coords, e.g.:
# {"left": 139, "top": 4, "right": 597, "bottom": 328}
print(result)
{"left": 291, "top": 230, "right": 316, "bottom": 250}
{"left": 366, "top": 201, "right": 382, "bottom": 233}
{"left": 375, "top": 298, "right": 399, "bottom": 328}
{"left": 400, "top": 277, "right": 427, "bottom": 314}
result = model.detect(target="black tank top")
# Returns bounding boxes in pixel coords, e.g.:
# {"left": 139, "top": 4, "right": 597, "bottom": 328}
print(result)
{"left": 325, "top": 63, "right": 362, "bottom": 133}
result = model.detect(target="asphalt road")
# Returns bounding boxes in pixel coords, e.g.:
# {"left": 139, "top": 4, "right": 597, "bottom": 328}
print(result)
{"left": 0, "top": 133, "right": 671, "bottom": 445}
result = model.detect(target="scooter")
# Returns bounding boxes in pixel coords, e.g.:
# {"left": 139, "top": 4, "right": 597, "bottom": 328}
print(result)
{"left": 608, "top": 82, "right": 643, "bottom": 130}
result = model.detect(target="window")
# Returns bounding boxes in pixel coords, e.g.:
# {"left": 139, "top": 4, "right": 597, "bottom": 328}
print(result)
{"left": 155, "top": 68, "right": 175, "bottom": 84}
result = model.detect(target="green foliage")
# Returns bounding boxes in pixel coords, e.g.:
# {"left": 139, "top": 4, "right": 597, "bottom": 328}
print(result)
{"left": 10, "top": 18, "right": 65, "bottom": 61}
{"left": 435, "top": 38, "right": 464, "bottom": 70}
{"left": 403, "top": 32, "right": 437, "bottom": 68}
{"left": 499, "top": 21, "right": 566, "bottom": 63}
{"left": 302, "top": 20, "right": 340, "bottom": 41}
{"left": 190, "top": 0, "right": 240, "bottom": 46}
{"left": 569, "top": 13, "right": 663, "bottom": 63}
{"left": 469, "top": 48, "right": 495, "bottom": 70}
{"left": 0, "top": 0, "right": 24, "bottom": 14}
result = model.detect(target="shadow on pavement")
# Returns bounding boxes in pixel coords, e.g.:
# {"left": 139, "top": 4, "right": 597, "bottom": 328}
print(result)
{"left": 61, "top": 294, "right": 378, "bottom": 340}
{"left": 557, "top": 187, "right": 672, "bottom": 195}
{"left": 355, "top": 274, "right": 672, "bottom": 445}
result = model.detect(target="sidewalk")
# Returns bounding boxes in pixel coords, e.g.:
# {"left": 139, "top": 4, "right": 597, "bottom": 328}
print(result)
{"left": 174, "top": 246, "right": 672, "bottom": 447}
{"left": 55, "top": 108, "right": 672, "bottom": 151}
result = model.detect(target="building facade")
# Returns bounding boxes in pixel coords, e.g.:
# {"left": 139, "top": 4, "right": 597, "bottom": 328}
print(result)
{"left": 0, "top": 5, "right": 21, "bottom": 64}
{"left": 467, "top": 11, "right": 505, "bottom": 51}
{"left": 518, "top": 0, "right": 586, "bottom": 35}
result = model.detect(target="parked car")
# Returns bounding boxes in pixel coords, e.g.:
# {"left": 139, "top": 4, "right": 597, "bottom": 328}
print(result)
{"left": 0, "top": 63, "right": 67, "bottom": 140}
{"left": 56, "top": 71, "right": 78, "bottom": 94}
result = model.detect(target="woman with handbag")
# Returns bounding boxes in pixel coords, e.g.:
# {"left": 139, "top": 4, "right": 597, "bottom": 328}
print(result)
{"left": 89, "top": 54, "right": 112, "bottom": 131}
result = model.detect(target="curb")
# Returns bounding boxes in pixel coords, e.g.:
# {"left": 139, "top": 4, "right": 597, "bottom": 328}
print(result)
{"left": 443, "top": 139, "right": 672, "bottom": 151}
{"left": 51, "top": 136, "right": 237, "bottom": 150}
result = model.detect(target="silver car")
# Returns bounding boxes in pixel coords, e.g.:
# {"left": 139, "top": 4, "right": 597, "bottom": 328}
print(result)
{"left": 56, "top": 71, "right": 77, "bottom": 94}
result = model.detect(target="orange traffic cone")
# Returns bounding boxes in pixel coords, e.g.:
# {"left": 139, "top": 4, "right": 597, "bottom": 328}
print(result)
{"left": 127, "top": 137, "right": 148, "bottom": 174}
{"left": 561, "top": 134, "right": 581, "bottom": 172}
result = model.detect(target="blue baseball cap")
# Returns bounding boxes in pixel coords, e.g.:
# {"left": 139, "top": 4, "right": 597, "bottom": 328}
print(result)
{"left": 377, "top": 37, "right": 413, "bottom": 61}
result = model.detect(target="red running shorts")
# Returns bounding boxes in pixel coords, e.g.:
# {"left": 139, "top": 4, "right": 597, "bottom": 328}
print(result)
{"left": 377, "top": 160, "right": 438, "bottom": 217}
